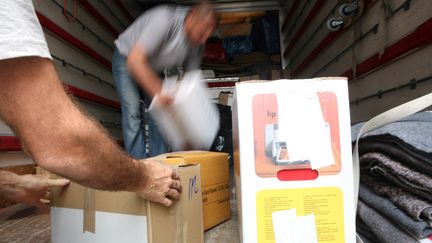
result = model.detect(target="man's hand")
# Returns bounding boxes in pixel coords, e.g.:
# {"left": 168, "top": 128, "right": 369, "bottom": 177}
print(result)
{"left": 157, "top": 94, "right": 173, "bottom": 106}
{"left": 0, "top": 171, "right": 69, "bottom": 211}
{"left": 135, "top": 160, "right": 182, "bottom": 206}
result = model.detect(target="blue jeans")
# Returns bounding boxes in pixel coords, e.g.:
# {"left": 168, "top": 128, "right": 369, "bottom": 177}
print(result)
{"left": 112, "top": 48, "right": 169, "bottom": 159}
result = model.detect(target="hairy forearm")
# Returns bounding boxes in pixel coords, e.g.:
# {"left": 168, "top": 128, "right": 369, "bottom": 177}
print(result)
{"left": 37, "top": 113, "right": 144, "bottom": 192}
{"left": 0, "top": 57, "right": 143, "bottom": 192}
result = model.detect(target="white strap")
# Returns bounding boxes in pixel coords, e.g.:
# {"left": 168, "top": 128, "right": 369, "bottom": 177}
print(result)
{"left": 353, "top": 92, "right": 432, "bottom": 242}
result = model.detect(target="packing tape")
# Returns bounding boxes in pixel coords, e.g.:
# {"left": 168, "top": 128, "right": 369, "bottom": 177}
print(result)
{"left": 184, "top": 221, "right": 189, "bottom": 243}
{"left": 83, "top": 188, "right": 96, "bottom": 233}
{"left": 353, "top": 92, "right": 432, "bottom": 242}
{"left": 181, "top": 221, "right": 188, "bottom": 243}
{"left": 173, "top": 198, "right": 185, "bottom": 243}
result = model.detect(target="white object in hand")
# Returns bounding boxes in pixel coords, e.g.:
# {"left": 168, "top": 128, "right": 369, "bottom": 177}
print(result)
{"left": 149, "top": 71, "right": 220, "bottom": 151}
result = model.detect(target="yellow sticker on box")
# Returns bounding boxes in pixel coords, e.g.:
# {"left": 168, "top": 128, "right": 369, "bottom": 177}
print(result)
{"left": 256, "top": 187, "right": 344, "bottom": 243}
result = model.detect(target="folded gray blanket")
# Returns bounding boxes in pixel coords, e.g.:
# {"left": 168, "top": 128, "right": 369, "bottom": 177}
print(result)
{"left": 357, "top": 218, "right": 380, "bottom": 243}
{"left": 359, "top": 136, "right": 432, "bottom": 176}
{"left": 357, "top": 200, "right": 417, "bottom": 243}
{"left": 357, "top": 232, "right": 378, "bottom": 243}
{"left": 352, "top": 111, "right": 432, "bottom": 153}
{"left": 359, "top": 184, "right": 432, "bottom": 239}
{"left": 361, "top": 152, "right": 432, "bottom": 200}
{"left": 361, "top": 174, "right": 432, "bottom": 222}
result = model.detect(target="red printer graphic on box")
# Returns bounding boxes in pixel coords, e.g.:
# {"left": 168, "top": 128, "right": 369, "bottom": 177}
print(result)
{"left": 253, "top": 92, "right": 341, "bottom": 178}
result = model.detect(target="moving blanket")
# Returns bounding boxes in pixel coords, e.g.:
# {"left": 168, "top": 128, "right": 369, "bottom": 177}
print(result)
{"left": 359, "top": 184, "right": 432, "bottom": 239}
{"left": 359, "top": 135, "right": 432, "bottom": 177}
{"left": 361, "top": 174, "right": 432, "bottom": 222}
{"left": 361, "top": 152, "right": 432, "bottom": 200}
{"left": 357, "top": 200, "right": 417, "bottom": 243}
{"left": 356, "top": 218, "right": 380, "bottom": 243}
{"left": 356, "top": 232, "right": 377, "bottom": 243}
{"left": 352, "top": 111, "right": 432, "bottom": 154}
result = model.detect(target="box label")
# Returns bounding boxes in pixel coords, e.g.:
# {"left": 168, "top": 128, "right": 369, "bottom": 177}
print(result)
{"left": 202, "top": 182, "right": 230, "bottom": 206}
{"left": 256, "top": 187, "right": 344, "bottom": 243}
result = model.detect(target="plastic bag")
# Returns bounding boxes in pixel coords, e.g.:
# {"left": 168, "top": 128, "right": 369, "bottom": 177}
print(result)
{"left": 148, "top": 71, "right": 220, "bottom": 150}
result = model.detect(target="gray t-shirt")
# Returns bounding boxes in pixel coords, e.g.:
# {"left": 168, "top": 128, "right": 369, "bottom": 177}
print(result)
{"left": 115, "top": 5, "right": 202, "bottom": 73}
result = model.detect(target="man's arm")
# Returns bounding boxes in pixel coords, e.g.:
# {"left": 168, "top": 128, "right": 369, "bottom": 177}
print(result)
{"left": 0, "top": 170, "right": 69, "bottom": 210}
{"left": 126, "top": 9, "right": 174, "bottom": 105}
{"left": 127, "top": 44, "right": 172, "bottom": 105}
{"left": 0, "top": 57, "right": 181, "bottom": 206}
{"left": 127, "top": 44, "right": 163, "bottom": 97}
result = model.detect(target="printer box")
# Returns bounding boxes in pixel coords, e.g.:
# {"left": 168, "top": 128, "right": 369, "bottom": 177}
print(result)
{"left": 233, "top": 78, "right": 356, "bottom": 243}
{"left": 50, "top": 164, "right": 203, "bottom": 243}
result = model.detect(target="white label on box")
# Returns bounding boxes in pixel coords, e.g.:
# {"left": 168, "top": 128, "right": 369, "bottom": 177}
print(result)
{"left": 51, "top": 207, "right": 148, "bottom": 243}
{"left": 272, "top": 209, "right": 318, "bottom": 243}
{"left": 272, "top": 209, "right": 296, "bottom": 243}
{"left": 276, "top": 87, "right": 335, "bottom": 169}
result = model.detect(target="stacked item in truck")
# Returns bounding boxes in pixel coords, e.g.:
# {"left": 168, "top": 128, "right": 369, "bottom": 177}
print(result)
{"left": 352, "top": 111, "right": 432, "bottom": 243}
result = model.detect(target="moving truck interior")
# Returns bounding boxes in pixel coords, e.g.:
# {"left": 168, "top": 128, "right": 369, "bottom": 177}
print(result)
{"left": 1, "top": 0, "right": 432, "bottom": 242}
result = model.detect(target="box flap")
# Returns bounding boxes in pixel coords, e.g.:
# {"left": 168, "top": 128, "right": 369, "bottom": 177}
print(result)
{"left": 236, "top": 77, "right": 347, "bottom": 86}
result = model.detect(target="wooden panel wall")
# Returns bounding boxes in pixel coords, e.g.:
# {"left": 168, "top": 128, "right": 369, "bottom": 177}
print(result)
{"left": 279, "top": 0, "right": 432, "bottom": 123}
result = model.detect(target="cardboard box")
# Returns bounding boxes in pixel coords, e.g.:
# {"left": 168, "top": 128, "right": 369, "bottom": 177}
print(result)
{"left": 160, "top": 151, "right": 231, "bottom": 230}
{"left": 282, "top": 69, "right": 291, "bottom": 79}
{"left": 233, "top": 78, "right": 356, "bottom": 243}
{"left": 50, "top": 164, "right": 203, "bottom": 243}
{"left": 219, "top": 22, "right": 252, "bottom": 37}
{"left": 218, "top": 91, "right": 234, "bottom": 106}
{"left": 239, "top": 75, "right": 260, "bottom": 82}
{"left": 270, "top": 69, "right": 282, "bottom": 80}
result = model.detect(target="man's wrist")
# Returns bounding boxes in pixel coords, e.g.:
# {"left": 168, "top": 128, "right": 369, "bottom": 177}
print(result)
{"left": 0, "top": 171, "right": 19, "bottom": 199}
{"left": 127, "top": 160, "right": 147, "bottom": 193}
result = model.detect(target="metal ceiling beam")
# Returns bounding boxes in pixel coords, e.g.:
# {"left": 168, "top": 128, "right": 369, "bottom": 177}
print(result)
{"left": 134, "top": 0, "right": 281, "bottom": 12}
{"left": 214, "top": 1, "right": 280, "bottom": 12}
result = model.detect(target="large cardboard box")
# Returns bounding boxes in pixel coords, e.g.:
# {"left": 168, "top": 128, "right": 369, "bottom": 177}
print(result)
{"left": 50, "top": 164, "right": 203, "bottom": 243}
{"left": 160, "top": 151, "right": 231, "bottom": 230}
{"left": 233, "top": 78, "right": 356, "bottom": 243}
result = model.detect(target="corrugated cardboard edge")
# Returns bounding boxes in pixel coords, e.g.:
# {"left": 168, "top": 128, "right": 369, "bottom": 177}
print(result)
{"left": 236, "top": 77, "right": 348, "bottom": 85}
{"left": 162, "top": 151, "right": 229, "bottom": 160}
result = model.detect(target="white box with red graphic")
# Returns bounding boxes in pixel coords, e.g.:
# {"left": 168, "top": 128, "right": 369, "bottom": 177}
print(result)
{"left": 232, "top": 78, "right": 356, "bottom": 243}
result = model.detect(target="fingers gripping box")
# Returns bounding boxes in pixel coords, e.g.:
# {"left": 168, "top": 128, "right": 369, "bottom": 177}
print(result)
{"left": 159, "top": 151, "right": 231, "bottom": 230}
{"left": 233, "top": 78, "right": 356, "bottom": 243}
